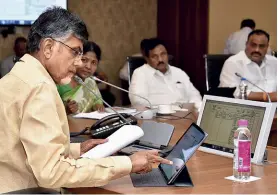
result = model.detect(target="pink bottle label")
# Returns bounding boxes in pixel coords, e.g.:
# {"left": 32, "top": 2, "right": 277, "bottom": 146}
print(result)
{"left": 238, "top": 140, "right": 251, "bottom": 172}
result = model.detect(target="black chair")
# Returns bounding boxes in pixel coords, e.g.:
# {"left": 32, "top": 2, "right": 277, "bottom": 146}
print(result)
{"left": 127, "top": 56, "right": 146, "bottom": 85}
{"left": 206, "top": 87, "right": 236, "bottom": 98}
{"left": 204, "top": 54, "right": 233, "bottom": 90}
{"left": 204, "top": 54, "right": 235, "bottom": 98}
{"left": 120, "top": 78, "right": 131, "bottom": 106}
{"left": 127, "top": 55, "right": 174, "bottom": 84}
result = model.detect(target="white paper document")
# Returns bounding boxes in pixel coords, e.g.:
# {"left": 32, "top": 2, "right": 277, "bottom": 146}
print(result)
{"left": 81, "top": 125, "right": 144, "bottom": 159}
{"left": 73, "top": 108, "right": 138, "bottom": 120}
{"left": 148, "top": 105, "right": 188, "bottom": 112}
{"left": 105, "top": 107, "right": 137, "bottom": 114}
{"left": 225, "top": 176, "right": 261, "bottom": 183}
{"left": 73, "top": 111, "right": 113, "bottom": 119}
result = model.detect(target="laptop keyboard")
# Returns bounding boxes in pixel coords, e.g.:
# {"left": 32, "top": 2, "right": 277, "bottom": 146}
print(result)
{"left": 120, "top": 145, "right": 162, "bottom": 155}
{"left": 129, "top": 145, "right": 153, "bottom": 152}
{"left": 130, "top": 168, "right": 167, "bottom": 187}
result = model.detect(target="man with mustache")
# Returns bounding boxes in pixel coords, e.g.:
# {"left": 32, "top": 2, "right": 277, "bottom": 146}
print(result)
{"left": 219, "top": 29, "right": 277, "bottom": 102}
{"left": 129, "top": 38, "right": 202, "bottom": 109}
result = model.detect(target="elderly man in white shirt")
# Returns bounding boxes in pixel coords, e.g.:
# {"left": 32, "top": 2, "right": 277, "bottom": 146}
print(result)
{"left": 129, "top": 38, "right": 202, "bottom": 109}
{"left": 220, "top": 29, "right": 277, "bottom": 102}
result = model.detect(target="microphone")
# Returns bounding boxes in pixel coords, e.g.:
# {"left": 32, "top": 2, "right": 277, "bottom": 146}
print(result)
{"left": 91, "top": 76, "right": 154, "bottom": 119}
{"left": 73, "top": 75, "right": 131, "bottom": 125}
{"left": 92, "top": 76, "right": 152, "bottom": 109}
{"left": 235, "top": 73, "right": 271, "bottom": 103}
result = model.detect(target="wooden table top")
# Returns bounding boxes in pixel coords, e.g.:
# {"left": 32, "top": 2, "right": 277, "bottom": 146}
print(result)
{"left": 68, "top": 105, "right": 277, "bottom": 194}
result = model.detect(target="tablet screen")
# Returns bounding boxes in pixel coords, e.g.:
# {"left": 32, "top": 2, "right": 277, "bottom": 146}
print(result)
{"left": 159, "top": 123, "right": 207, "bottom": 184}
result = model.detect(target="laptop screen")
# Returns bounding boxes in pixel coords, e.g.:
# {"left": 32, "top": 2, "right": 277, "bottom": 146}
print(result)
{"left": 199, "top": 99, "right": 265, "bottom": 155}
{"left": 159, "top": 123, "right": 207, "bottom": 183}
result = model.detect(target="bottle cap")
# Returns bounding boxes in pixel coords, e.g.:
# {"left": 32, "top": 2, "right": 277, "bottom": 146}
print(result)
{"left": 238, "top": 119, "right": 248, "bottom": 126}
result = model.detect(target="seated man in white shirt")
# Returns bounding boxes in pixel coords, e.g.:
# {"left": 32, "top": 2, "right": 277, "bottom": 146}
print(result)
{"left": 224, "top": 19, "right": 256, "bottom": 55}
{"left": 129, "top": 38, "right": 202, "bottom": 109}
{"left": 119, "top": 39, "right": 147, "bottom": 81}
{"left": 0, "top": 37, "right": 27, "bottom": 78}
{"left": 224, "top": 19, "right": 271, "bottom": 55}
{"left": 219, "top": 29, "right": 277, "bottom": 102}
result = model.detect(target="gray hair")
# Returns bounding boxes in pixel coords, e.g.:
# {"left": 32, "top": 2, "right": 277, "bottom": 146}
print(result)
{"left": 27, "top": 6, "right": 89, "bottom": 53}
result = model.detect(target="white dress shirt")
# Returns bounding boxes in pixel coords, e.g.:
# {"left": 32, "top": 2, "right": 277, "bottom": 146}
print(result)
{"left": 224, "top": 27, "right": 271, "bottom": 55}
{"left": 129, "top": 64, "right": 202, "bottom": 109}
{"left": 224, "top": 27, "right": 253, "bottom": 54}
{"left": 219, "top": 51, "right": 277, "bottom": 97}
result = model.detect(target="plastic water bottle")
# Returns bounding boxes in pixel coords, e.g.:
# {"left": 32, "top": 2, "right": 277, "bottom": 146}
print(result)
{"left": 233, "top": 119, "right": 251, "bottom": 180}
{"left": 238, "top": 78, "right": 248, "bottom": 100}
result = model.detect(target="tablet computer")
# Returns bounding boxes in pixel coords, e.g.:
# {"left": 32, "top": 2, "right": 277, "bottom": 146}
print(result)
{"left": 131, "top": 123, "right": 208, "bottom": 186}
{"left": 159, "top": 123, "right": 208, "bottom": 184}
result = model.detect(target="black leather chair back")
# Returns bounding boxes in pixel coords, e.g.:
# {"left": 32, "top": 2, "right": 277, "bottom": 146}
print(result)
{"left": 204, "top": 54, "right": 233, "bottom": 91}
{"left": 127, "top": 56, "right": 146, "bottom": 84}
{"left": 206, "top": 87, "right": 236, "bottom": 98}
{"left": 127, "top": 55, "right": 174, "bottom": 84}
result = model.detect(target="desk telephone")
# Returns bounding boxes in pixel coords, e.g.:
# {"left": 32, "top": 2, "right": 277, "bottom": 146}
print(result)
{"left": 90, "top": 113, "right": 137, "bottom": 138}
{"left": 69, "top": 113, "right": 136, "bottom": 139}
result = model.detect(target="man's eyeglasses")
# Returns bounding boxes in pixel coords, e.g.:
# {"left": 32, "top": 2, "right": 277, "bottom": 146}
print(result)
{"left": 51, "top": 38, "right": 83, "bottom": 61}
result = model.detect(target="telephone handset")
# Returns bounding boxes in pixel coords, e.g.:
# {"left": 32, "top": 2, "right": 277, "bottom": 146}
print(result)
{"left": 90, "top": 113, "right": 138, "bottom": 139}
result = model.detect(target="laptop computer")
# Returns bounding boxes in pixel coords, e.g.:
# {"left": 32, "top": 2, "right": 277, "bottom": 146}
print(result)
{"left": 119, "top": 121, "right": 175, "bottom": 156}
{"left": 196, "top": 95, "right": 276, "bottom": 164}
{"left": 130, "top": 123, "right": 208, "bottom": 187}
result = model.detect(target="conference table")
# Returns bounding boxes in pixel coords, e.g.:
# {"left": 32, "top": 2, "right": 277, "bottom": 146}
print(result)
{"left": 67, "top": 104, "right": 277, "bottom": 194}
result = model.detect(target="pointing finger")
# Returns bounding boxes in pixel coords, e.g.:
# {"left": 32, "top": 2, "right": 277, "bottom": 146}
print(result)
{"left": 148, "top": 155, "right": 173, "bottom": 165}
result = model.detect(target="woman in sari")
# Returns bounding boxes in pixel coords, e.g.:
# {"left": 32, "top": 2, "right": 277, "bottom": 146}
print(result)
{"left": 57, "top": 41, "right": 105, "bottom": 114}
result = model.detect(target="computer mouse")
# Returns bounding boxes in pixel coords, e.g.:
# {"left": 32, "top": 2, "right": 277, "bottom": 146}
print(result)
{"left": 134, "top": 110, "right": 154, "bottom": 120}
